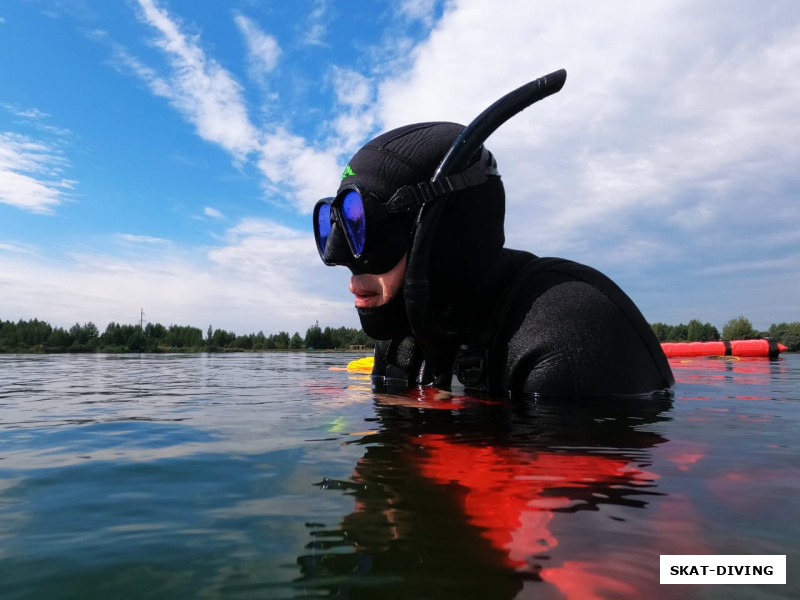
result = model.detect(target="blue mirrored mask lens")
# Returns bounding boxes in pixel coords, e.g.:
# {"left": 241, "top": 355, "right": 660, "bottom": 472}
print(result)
{"left": 316, "top": 202, "right": 331, "bottom": 253}
{"left": 341, "top": 190, "right": 366, "bottom": 257}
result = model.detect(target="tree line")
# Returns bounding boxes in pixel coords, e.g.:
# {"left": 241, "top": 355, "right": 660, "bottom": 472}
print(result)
{"left": 0, "top": 318, "right": 373, "bottom": 354}
{"left": 2, "top": 314, "right": 798, "bottom": 354}
{"left": 650, "top": 315, "right": 800, "bottom": 351}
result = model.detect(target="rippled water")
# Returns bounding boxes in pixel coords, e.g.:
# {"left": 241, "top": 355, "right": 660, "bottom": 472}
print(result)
{"left": 1, "top": 352, "right": 798, "bottom": 599}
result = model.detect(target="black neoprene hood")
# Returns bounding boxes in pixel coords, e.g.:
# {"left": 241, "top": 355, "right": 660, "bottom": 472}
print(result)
{"left": 338, "top": 122, "right": 465, "bottom": 199}
{"left": 336, "top": 122, "right": 506, "bottom": 340}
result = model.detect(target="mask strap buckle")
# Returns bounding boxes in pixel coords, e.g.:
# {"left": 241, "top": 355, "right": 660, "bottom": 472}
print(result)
{"left": 386, "top": 148, "right": 499, "bottom": 214}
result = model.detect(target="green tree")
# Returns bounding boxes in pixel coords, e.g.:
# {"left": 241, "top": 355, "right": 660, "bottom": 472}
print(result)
{"left": 271, "top": 331, "right": 290, "bottom": 349}
{"left": 783, "top": 331, "right": 800, "bottom": 351}
{"left": 767, "top": 322, "right": 800, "bottom": 351}
{"left": 102, "top": 322, "right": 141, "bottom": 349}
{"left": 145, "top": 322, "right": 166, "bottom": 342}
{"left": 651, "top": 322, "right": 669, "bottom": 342}
{"left": 686, "top": 319, "right": 703, "bottom": 341}
{"left": 210, "top": 328, "right": 236, "bottom": 348}
{"left": 69, "top": 322, "right": 99, "bottom": 350}
{"left": 17, "top": 319, "right": 53, "bottom": 348}
{"left": 102, "top": 322, "right": 122, "bottom": 347}
{"left": 0, "top": 320, "right": 21, "bottom": 350}
{"left": 303, "top": 322, "right": 371, "bottom": 349}
{"left": 686, "top": 319, "right": 719, "bottom": 341}
{"left": 164, "top": 325, "right": 204, "bottom": 348}
{"left": 289, "top": 332, "right": 304, "bottom": 349}
{"left": 305, "top": 321, "right": 323, "bottom": 349}
{"left": 722, "top": 315, "right": 757, "bottom": 340}
{"left": 321, "top": 326, "right": 335, "bottom": 349}
{"left": 231, "top": 335, "right": 253, "bottom": 350}
{"left": 253, "top": 330, "right": 266, "bottom": 350}
{"left": 127, "top": 330, "right": 146, "bottom": 352}
{"left": 670, "top": 323, "right": 688, "bottom": 342}
{"left": 0, "top": 317, "right": 380, "bottom": 354}
{"left": 45, "top": 327, "right": 73, "bottom": 351}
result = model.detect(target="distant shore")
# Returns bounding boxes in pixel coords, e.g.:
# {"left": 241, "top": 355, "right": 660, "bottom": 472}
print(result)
{"left": 3, "top": 315, "right": 799, "bottom": 354}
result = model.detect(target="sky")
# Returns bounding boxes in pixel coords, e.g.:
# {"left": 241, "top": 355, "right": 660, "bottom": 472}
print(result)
{"left": 1, "top": 0, "right": 799, "bottom": 336}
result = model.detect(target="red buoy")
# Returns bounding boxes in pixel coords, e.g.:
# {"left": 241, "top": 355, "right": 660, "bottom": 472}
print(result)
{"left": 660, "top": 339, "right": 788, "bottom": 358}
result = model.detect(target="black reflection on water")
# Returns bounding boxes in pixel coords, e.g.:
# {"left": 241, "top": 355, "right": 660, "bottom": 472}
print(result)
{"left": 295, "top": 391, "right": 673, "bottom": 599}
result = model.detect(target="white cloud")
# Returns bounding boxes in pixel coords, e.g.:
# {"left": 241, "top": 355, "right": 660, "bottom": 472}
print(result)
{"left": 257, "top": 128, "right": 341, "bottom": 213}
{"left": 302, "top": 0, "right": 329, "bottom": 46}
{"left": 21, "top": 0, "right": 797, "bottom": 333}
{"left": 235, "top": 14, "right": 281, "bottom": 84}
{"left": 332, "top": 67, "right": 372, "bottom": 108}
{"left": 0, "top": 241, "right": 37, "bottom": 255}
{"left": 373, "top": 2, "right": 800, "bottom": 241}
{"left": 117, "top": 233, "right": 170, "bottom": 244}
{"left": 0, "top": 132, "right": 75, "bottom": 214}
{"left": 123, "top": 1, "right": 342, "bottom": 213}
{"left": 205, "top": 218, "right": 353, "bottom": 328}
{"left": 204, "top": 206, "right": 224, "bottom": 219}
{"left": 3, "top": 105, "right": 50, "bottom": 120}
{"left": 0, "top": 218, "right": 356, "bottom": 334}
{"left": 2, "top": 103, "right": 73, "bottom": 137}
{"left": 329, "top": 66, "right": 377, "bottom": 151}
{"left": 133, "top": 0, "right": 260, "bottom": 162}
{"left": 397, "top": 0, "right": 438, "bottom": 27}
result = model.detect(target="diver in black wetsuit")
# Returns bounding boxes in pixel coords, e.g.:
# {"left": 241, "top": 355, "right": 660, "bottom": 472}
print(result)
{"left": 313, "top": 71, "right": 674, "bottom": 396}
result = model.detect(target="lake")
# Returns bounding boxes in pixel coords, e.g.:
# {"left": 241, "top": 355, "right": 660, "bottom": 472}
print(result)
{"left": 0, "top": 352, "right": 797, "bottom": 599}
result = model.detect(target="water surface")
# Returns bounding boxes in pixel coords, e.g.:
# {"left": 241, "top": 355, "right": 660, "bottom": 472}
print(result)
{"left": 1, "top": 352, "right": 798, "bottom": 599}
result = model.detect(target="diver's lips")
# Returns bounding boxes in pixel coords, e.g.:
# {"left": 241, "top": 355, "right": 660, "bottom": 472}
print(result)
{"left": 353, "top": 293, "right": 381, "bottom": 309}
{"left": 349, "top": 279, "right": 382, "bottom": 309}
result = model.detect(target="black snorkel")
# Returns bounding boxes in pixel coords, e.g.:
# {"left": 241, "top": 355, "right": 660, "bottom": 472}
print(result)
{"left": 403, "top": 69, "right": 567, "bottom": 347}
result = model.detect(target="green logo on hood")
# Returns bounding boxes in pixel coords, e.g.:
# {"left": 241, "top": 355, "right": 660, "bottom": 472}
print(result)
{"left": 341, "top": 165, "right": 356, "bottom": 180}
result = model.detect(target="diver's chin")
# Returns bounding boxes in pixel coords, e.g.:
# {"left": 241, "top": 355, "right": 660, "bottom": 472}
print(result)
{"left": 357, "top": 291, "right": 411, "bottom": 340}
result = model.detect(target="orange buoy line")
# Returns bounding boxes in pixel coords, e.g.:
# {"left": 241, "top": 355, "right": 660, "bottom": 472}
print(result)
{"left": 660, "top": 339, "right": 787, "bottom": 358}
{"left": 340, "top": 342, "right": 787, "bottom": 374}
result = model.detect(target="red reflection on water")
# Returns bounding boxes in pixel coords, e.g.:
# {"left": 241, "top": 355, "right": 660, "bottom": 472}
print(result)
{"left": 666, "top": 442, "right": 705, "bottom": 471}
{"left": 539, "top": 561, "right": 638, "bottom": 599}
{"left": 707, "top": 466, "right": 798, "bottom": 513}
{"left": 377, "top": 386, "right": 503, "bottom": 410}
{"left": 670, "top": 356, "right": 785, "bottom": 380}
{"left": 310, "top": 355, "right": 795, "bottom": 598}
{"left": 412, "top": 434, "right": 659, "bottom": 598}
{"left": 670, "top": 357, "right": 786, "bottom": 404}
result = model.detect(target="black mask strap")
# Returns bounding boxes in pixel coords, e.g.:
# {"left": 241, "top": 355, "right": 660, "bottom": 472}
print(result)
{"left": 386, "top": 147, "right": 499, "bottom": 214}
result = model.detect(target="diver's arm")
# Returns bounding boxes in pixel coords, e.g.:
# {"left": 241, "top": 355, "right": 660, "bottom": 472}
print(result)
{"left": 371, "top": 338, "right": 423, "bottom": 388}
{"left": 372, "top": 337, "right": 457, "bottom": 390}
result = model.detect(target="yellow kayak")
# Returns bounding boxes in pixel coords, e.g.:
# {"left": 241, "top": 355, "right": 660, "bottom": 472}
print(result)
{"left": 347, "top": 356, "right": 374, "bottom": 373}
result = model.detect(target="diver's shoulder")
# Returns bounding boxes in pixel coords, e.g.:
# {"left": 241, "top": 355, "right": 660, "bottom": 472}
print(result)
{"left": 505, "top": 251, "right": 619, "bottom": 284}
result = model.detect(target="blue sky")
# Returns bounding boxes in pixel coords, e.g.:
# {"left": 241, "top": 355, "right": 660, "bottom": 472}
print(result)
{"left": 1, "top": 0, "right": 798, "bottom": 336}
